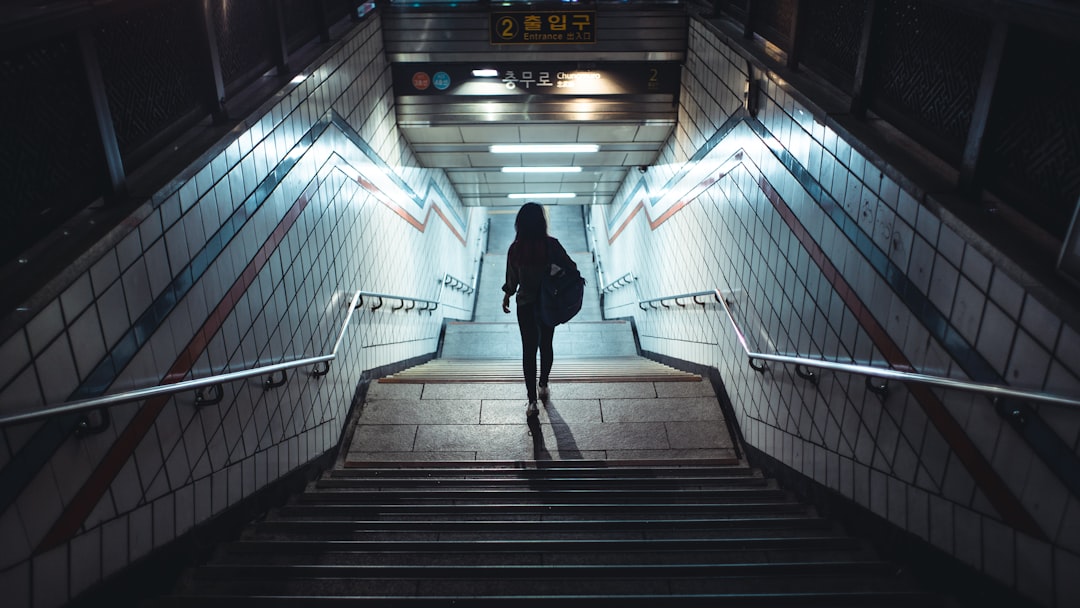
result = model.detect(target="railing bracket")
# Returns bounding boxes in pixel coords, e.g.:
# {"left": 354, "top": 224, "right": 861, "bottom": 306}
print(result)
{"left": 194, "top": 384, "right": 224, "bottom": 407}
{"left": 74, "top": 408, "right": 111, "bottom": 438}
{"left": 795, "top": 364, "right": 818, "bottom": 384}
{"left": 311, "top": 361, "right": 331, "bottom": 378}
{"left": 866, "top": 376, "right": 889, "bottom": 396}
{"left": 264, "top": 370, "right": 288, "bottom": 390}
{"left": 749, "top": 358, "right": 767, "bottom": 373}
{"left": 995, "top": 398, "right": 1029, "bottom": 428}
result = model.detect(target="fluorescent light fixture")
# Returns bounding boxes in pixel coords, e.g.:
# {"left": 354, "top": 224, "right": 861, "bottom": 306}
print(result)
{"left": 490, "top": 144, "right": 599, "bottom": 154}
{"left": 508, "top": 193, "right": 577, "bottom": 199}
{"left": 501, "top": 166, "right": 583, "bottom": 174}
{"left": 290, "top": 73, "right": 307, "bottom": 84}
{"left": 472, "top": 69, "right": 499, "bottom": 77}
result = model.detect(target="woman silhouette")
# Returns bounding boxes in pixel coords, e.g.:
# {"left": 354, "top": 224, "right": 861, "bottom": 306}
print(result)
{"left": 501, "top": 203, "right": 577, "bottom": 418}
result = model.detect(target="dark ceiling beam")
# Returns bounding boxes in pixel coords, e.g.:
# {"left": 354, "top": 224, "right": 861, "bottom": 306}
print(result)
{"left": 271, "top": 0, "right": 290, "bottom": 74}
{"left": 77, "top": 25, "right": 126, "bottom": 202}
{"left": 196, "top": 0, "right": 227, "bottom": 122}
{"left": 786, "top": 0, "right": 803, "bottom": 71}
{"left": 742, "top": 0, "right": 757, "bottom": 40}
{"left": 931, "top": 0, "right": 1080, "bottom": 42}
{"left": 959, "top": 19, "right": 1010, "bottom": 197}
{"left": 849, "top": 0, "right": 877, "bottom": 117}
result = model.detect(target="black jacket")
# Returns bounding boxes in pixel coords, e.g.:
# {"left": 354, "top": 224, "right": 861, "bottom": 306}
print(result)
{"left": 502, "top": 236, "right": 576, "bottom": 306}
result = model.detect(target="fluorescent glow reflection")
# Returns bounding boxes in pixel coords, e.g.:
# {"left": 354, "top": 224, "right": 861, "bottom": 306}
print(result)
{"left": 508, "top": 193, "right": 576, "bottom": 199}
{"left": 501, "top": 167, "right": 583, "bottom": 173}
{"left": 490, "top": 144, "right": 599, "bottom": 154}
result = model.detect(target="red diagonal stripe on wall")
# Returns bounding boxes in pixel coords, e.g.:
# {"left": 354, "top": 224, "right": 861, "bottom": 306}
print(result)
{"left": 756, "top": 176, "right": 1044, "bottom": 539}
{"left": 37, "top": 186, "right": 316, "bottom": 552}
{"left": 606, "top": 150, "right": 1043, "bottom": 539}
{"left": 356, "top": 177, "right": 466, "bottom": 245}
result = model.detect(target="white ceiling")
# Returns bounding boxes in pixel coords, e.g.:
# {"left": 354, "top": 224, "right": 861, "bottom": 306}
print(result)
{"left": 401, "top": 123, "right": 672, "bottom": 207}
{"left": 382, "top": 6, "right": 689, "bottom": 207}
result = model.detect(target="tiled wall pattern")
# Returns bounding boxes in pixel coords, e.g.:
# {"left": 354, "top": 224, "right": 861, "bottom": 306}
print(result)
{"left": 0, "top": 15, "right": 484, "bottom": 607}
{"left": 593, "top": 18, "right": 1080, "bottom": 607}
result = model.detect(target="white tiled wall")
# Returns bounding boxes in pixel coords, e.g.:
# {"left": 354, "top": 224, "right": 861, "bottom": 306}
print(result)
{"left": 0, "top": 15, "right": 484, "bottom": 607}
{"left": 594, "top": 18, "right": 1080, "bottom": 607}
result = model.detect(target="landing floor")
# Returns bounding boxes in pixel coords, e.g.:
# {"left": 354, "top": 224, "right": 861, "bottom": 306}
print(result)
{"left": 346, "top": 379, "right": 738, "bottom": 462}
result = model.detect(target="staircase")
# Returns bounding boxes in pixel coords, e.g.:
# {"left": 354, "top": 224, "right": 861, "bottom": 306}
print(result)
{"left": 149, "top": 207, "right": 942, "bottom": 605}
{"left": 152, "top": 460, "right": 942, "bottom": 606}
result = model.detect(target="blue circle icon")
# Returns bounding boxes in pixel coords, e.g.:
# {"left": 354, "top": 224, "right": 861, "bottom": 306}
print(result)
{"left": 433, "top": 71, "right": 451, "bottom": 90}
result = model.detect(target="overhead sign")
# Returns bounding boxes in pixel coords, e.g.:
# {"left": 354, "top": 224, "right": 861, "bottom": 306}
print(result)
{"left": 393, "top": 62, "right": 680, "bottom": 97}
{"left": 490, "top": 11, "right": 596, "bottom": 44}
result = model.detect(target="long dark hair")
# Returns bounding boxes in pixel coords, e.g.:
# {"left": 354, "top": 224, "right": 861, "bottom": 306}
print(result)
{"left": 511, "top": 202, "right": 548, "bottom": 265}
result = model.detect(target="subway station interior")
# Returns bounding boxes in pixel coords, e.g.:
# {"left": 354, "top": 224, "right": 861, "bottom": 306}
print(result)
{"left": 1, "top": 0, "right": 1080, "bottom": 606}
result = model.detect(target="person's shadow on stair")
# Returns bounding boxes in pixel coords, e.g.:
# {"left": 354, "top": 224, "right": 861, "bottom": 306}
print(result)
{"left": 528, "top": 399, "right": 582, "bottom": 460}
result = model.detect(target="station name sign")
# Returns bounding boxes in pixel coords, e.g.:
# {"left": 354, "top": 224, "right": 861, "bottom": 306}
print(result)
{"left": 393, "top": 62, "right": 680, "bottom": 97}
{"left": 490, "top": 10, "right": 596, "bottom": 44}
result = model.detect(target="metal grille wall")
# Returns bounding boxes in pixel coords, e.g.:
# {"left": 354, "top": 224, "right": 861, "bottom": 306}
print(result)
{"left": 214, "top": 0, "right": 277, "bottom": 93}
{"left": 283, "top": 0, "right": 321, "bottom": 51}
{"left": 984, "top": 28, "right": 1080, "bottom": 234}
{"left": 0, "top": 0, "right": 362, "bottom": 278}
{"left": 96, "top": 1, "right": 205, "bottom": 160}
{"left": 800, "top": 0, "right": 865, "bottom": 89}
{"left": 870, "top": 0, "right": 989, "bottom": 161}
{"left": 714, "top": 0, "right": 1080, "bottom": 241}
{"left": 756, "top": 0, "right": 794, "bottom": 51}
{"left": 0, "top": 37, "right": 106, "bottom": 267}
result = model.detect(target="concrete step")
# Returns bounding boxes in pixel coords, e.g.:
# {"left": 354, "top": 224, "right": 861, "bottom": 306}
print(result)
{"left": 295, "top": 487, "right": 791, "bottom": 504}
{"left": 246, "top": 516, "right": 838, "bottom": 538}
{"left": 338, "top": 459, "right": 744, "bottom": 471}
{"left": 243, "top": 525, "right": 849, "bottom": 545}
{"left": 178, "top": 561, "right": 919, "bottom": 596}
{"left": 319, "top": 474, "right": 766, "bottom": 489}
{"left": 439, "top": 320, "right": 635, "bottom": 359}
{"left": 151, "top": 459, "right": 943, "bottom": 607}
{"left": 153, "top": 591, "right": 942, "bottom": 607}
{"left": 273, "top": 501, "right": 812, "bottom": 518}
{"left": 379, "top": 356, "right": 698, "bottom": 383}
{"left": 220, "top": 538, "right": 868, "bottom": 565}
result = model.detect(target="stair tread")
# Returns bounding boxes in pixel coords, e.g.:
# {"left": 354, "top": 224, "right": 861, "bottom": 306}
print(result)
{"left": 154, "top": 459, "right": 937, "bottom": 605}
{"left": 378, "top": 357, "right": 701, "bottom": 383}
{"left": 341, "top": 460, "right": 744, "bottom": 470}
{"left": 154, "top": 590, "right": 941, "bottom": 606}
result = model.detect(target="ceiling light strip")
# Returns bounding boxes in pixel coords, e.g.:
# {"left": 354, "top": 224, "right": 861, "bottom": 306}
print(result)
{"left": 490, "top": 144, "right": 599, "bottom": 154}
{"left": 500, "top": 166, "right": 583, "bottom": 173}
{"left": 508, "top": 193, "right": 577, "bottom": 199}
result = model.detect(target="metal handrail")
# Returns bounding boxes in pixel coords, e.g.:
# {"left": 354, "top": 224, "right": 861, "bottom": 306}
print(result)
{"left": 638, "top": 290, "right": 713, "bottom": 309}
{"left": 635, "top": 288, "right": 1080, "bottom": 408}
{"left": 586, "top": 221, "right": 606, "bottom": 291}
{"left": 602, "top": 272, "right": 637, "bottom": 294}
{"left": 442, "top": 273, "right": 474, "bottom": 295}
{"left": 0, "top": 290, "right": 366, "bottom": 428}
{"left": 358, "top": 291, "right": 439, "bottom": 312}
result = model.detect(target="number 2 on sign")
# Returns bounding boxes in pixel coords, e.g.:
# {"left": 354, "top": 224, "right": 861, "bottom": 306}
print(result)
{"left": 497, "top": 17, "right": 517, "bottom": 40}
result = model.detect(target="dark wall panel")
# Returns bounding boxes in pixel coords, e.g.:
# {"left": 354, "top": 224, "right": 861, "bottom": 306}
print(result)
{"left": 0, "top": 36, "right": 106, "bottom": 265}
{"left": 214, "top": 0, "right": 276, "bottom": 91}
{"left": 800, "top": 0, "right": 866, "bottom": 87}
{"left": 870, "top": 0, "right": 990, "bottom": 160}
{"left": 282, "top": 0, "right": 320, "bottom": 51}
{"left": 95, "top": 1, "right": 205, "bottom": 159}
{"left": 984, "top": 28, "right": 1080, "bottom": 238}
{"left": 757, "top": 0, "right": 795, "bottom": 50}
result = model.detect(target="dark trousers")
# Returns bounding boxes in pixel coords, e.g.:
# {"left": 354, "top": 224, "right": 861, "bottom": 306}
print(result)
{"left": 516, "top": 301, "right": 554, "bottom": 401}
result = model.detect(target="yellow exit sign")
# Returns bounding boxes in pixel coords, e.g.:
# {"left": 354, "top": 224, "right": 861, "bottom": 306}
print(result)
{"left": 490, "top": 11, "right": 596, "bottom": 44}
